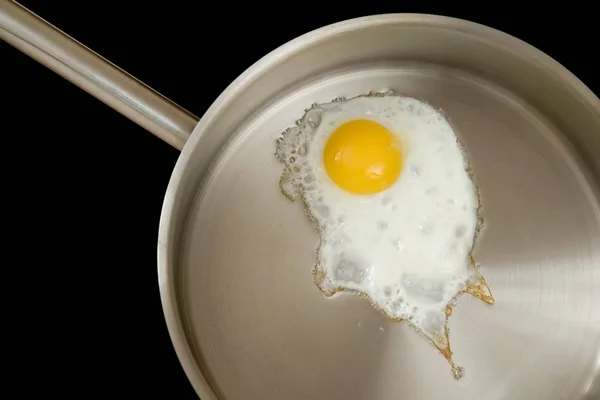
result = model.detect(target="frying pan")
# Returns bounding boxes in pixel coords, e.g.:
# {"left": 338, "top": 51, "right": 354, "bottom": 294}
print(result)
{"left": 2, "top": 2, "right": 599, "bottom": 399}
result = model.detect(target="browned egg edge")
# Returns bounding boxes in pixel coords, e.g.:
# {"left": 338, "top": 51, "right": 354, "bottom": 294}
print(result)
{"left": 312, "top": 261, "right": 495, "bottom": 381}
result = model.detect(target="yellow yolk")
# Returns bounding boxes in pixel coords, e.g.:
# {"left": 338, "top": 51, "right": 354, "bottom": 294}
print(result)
{"left": 323, "top": 119, "right": 403, "bottom": 195}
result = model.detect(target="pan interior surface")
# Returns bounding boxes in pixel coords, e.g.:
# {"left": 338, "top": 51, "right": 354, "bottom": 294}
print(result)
{"left": 159, "top": 16, "right": 600, "bottom": 400}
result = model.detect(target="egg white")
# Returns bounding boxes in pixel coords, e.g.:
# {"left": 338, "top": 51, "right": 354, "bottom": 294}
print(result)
{"left": 276, "top": 92, "right": 489, "bottom": 376}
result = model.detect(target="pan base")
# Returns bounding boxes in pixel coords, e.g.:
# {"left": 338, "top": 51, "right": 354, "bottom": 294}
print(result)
{"left": 180, "top": 64, "right": 600, "bottom": 400}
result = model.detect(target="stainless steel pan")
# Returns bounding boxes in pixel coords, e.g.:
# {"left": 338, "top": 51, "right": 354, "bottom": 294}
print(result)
{"left": 2, "top": 2, "right": 599, "bottom": 399}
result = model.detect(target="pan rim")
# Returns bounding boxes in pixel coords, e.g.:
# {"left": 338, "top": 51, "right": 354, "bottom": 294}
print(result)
{"left": 157, "top": 13, "right": 600, "bottom": 399}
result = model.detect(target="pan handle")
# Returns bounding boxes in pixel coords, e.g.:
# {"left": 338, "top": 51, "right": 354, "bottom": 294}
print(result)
{"left": 0, "top": 1, "right": 199, "bottom": 150}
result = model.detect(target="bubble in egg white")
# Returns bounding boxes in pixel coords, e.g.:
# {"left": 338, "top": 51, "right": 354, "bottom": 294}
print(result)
{"left": 276, "top": 91, "right": 492, "bottom": 378}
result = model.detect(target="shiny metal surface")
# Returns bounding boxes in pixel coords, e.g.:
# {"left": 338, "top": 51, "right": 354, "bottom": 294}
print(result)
{"left": 0, "top": 1, "right": 198, "bottom": 150}
{"left": 159, "top": 15, "right": 600, "bottom": 400}
{"left": 2, "top": 4, "right": 599, "bottom": 399}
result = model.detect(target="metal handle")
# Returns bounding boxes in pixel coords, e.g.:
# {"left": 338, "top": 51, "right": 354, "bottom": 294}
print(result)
{"left": 0, "top": 1, "right": 199, "bottom": 150}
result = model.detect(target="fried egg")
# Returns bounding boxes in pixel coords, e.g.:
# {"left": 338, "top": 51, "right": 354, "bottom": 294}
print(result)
{"left": 275, "top": 91, "right": 494, "bottom": 378}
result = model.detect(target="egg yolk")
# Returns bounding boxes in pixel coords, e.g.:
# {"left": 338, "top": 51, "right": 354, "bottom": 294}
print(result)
{"left": 323, "top": 119, "right": 403, "bottom": 195}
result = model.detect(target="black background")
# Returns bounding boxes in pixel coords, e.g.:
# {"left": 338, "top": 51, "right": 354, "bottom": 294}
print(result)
{"left": 3, "top": 2, "right": 598, "bottom": 398}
